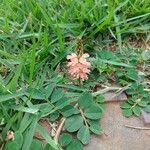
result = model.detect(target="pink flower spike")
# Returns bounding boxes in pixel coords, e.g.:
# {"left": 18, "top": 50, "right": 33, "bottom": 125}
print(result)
{"left": 67, "top": 53, "right": 90, "bottom": 81}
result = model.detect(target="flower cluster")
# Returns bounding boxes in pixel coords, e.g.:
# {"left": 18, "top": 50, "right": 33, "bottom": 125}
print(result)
{"left": 7, "top": 131, "right": 15, "bottom": 141}
{"left": 67, "top": 53, "right": 90, "bottom": 81}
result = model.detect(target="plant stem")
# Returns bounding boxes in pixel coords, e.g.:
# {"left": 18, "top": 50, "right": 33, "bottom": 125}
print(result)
{"left": 131, "top": 99, "right": 141, "bottom": 109}
{"left": 125, "top": 125, "right": 150, "bottom": 130}
{"left": 92, "top": 84, "right": 131, "bottom": 97}
{"left": 79, "top": 108, "right": 88, "bottom": 127}
{"left": 144, "top": 89, "right": 150, "bottom": 92}
{"left": 54, "top": 118, "right": 66, "bottom": 142}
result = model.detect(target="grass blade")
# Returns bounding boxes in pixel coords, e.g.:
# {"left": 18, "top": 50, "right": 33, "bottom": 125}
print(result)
{"left": 22, "top": 115, "right": 38, "bottom": 150}
{"left": 0, "top": 91, "right": 25, "bottom": 103}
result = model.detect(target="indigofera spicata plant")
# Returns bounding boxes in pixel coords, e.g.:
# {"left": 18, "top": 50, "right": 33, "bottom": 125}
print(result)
{"left": 56, "top": 39, "right": 104, "bottom": 149}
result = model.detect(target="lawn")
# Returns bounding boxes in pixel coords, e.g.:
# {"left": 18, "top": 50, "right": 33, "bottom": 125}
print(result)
{"left": 0, "top": 0, "right": 150, "bottom": 150}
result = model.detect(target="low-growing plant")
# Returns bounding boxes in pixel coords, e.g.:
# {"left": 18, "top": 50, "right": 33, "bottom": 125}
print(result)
{"left": 0, "top": 0, "right": 150, "bottom": 149}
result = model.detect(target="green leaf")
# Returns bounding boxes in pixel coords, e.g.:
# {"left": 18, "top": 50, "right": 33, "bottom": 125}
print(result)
{"left": 19, "top": 113, "right": 33, "bottom": 133}
{"left": 138, "top": 101, "right": 147, "bottom": 107}
{"left": 127, "top": 99, "right": 134, "bottom": 105}
{"left": 126, "top": 68, "right": 138, "bottom": 81}
{"left": 144, "top": 105, "right": 150, "bottom": 113}
{"left": 10, "top": 106, "right": 38, "bottom": 114}
{"left": 27, "top": 88, "right": 45, "bottom": 100}
{"left": 126, "top": 83, "right": 143, "bottom": 95}
{"left": 7, "top": 62, "right": 23, "bottom": 91}
{"left": 95, "top": 95, "right": 105, "bottom": 103}
{"left": 0, "top": 58, "right": 15, "bottom": 70}
{"left": 66, "top": 140, "right": 83, "bottom": 150}
{"left": 61, "top": 105, "right": 79, "bottom": 117}
{"left": 5, "top": 141, "right": 19, "bottom": 150}
{"left": 84, "top": 105, "right": 102, "bottom": 120}
{"left": 78, "top": 92, "right": 93, "bottom": 109}
{"left": 97, "top": 50, "right": 118, "bottom": 60}
{"left": 39, "top": 104, "right": 53, "bottom": 117}
{"left": 93, "top": 51, "right": 133, "bottom": 68}
{"left": 14, "top": 132, "right": 23, "bottom": 149}
{"left": 64, "top": 115, "right": 83, "bottom": 132}
{"left": 29, "top": 43, "right": 36, "bottom": 86}
{"left": 89, "top": 120, "right": 102, "bottom": 135}
{"left": 0, "top": 91, "right": 25, "bottom": 103}
{"left": 122, "top": 109, "right": 133, "bottom": 117}
{"left": 57, "top": 84, "right": 87, "bottom": 92}
{"left": 55, "top": 96, "right": 69, "bottom": 109}
{"left": 36, "top": 124, "right": 58, "bottom": 150}
{"left": 0, "top": 50, "right": 15, "bottom": 59}
{"left": 132, "top": 106, "right": 141, "bottom": 116}
{"left": 45, "top": 82, "right": 56, "bottom": 99}
{"left": 59, "top": 133, "right": 72, "bottom": 147}
{"left": 142, "top": 50, "right": 150, "bottom": 60}
{"left": 120, "top": 102, "right": 131, "bottom": 109}
{"left": 30, "top": 139, "right": 43, "bottom": 150}
{"left": 44, "top": 144, "right": 56, "bottom": 150}
{"left": 22, "top": 115, "right": 39, "bottom": 150}
{"left": 51, "top": 89, "right": 64, "bottom": 103}
{"left": 77, "top": 126, "right": 90, "bottom": 145}
{"left": 49, "top": 111, "right": 59, "bottom": 122}
{"left": 99, "top": 59, "right": 133, "bottom": 68}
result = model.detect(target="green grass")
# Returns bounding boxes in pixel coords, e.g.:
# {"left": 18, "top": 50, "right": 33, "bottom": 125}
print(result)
{"left": 0, "top": 0, "right": 150, "bottom": 150}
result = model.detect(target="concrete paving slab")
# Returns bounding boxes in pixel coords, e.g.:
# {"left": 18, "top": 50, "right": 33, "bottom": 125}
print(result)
{"left": 104, "top": 92, "right": 127, "bottom": 102}
{"left": 85, "top": 103, "right": 150, "bottom": 150}
{"left": 142, "top": 111, "right": 150, "bottom": 125}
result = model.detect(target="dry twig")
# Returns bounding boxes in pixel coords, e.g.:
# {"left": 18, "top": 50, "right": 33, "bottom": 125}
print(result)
{"left": 125, "top": 125, "right": 150, "bottom": 130}
{"left": 92, "top": 84, "right": 131, "bottom": 97}
{"left": 54, "top": 118, "right": 66, "bottom": 142}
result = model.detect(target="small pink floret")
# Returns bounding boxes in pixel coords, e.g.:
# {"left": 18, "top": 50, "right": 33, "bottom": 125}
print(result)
{"left": 7, "top": 131, "right": 15, "bottom": 141}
